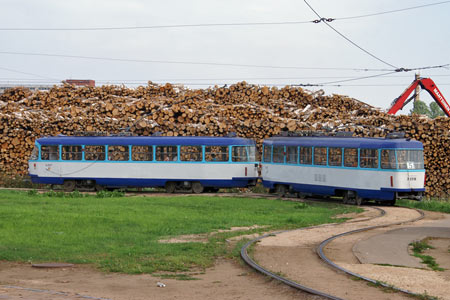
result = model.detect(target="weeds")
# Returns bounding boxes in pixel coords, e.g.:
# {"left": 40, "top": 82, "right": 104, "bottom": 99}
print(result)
{"left": 410, "top": 240, "right": 444, "bottom": 271}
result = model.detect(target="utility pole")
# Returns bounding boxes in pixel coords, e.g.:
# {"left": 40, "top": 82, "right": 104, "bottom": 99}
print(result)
{"left": 411, "top": 73, "right": 420, "bottom": 114}
{"left": 413, "top": 72, "right": 420, "bottom": 107}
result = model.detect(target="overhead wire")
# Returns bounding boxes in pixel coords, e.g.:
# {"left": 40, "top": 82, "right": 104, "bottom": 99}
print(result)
{"left": 0, "top": 51, "right": 394, "bottom": 71}
{"left": 0, "top": 1, "right": 448, "bottom": 31}
{"left": 303, "top": 0, "right": 398, "bottom": 69}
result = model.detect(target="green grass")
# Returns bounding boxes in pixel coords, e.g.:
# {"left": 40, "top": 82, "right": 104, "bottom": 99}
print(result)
{"left": 0, "top": 190, "right": 359, "bottom": 275}
{"left": 410, "top": 240, "right": 444, "bottom": 271}
{"left": 397, "top": 198, "right": 450, "bottom": 213}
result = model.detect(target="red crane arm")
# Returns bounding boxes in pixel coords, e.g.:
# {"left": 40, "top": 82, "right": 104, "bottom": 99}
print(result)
{"left": 387, "top": 78, "right": 450, "bottom": 117}
{"left": 387, "top": 80, "right": 420, "bottom": 115}
{"left": 418, "top": 78, "right": 450, "bottom": 117}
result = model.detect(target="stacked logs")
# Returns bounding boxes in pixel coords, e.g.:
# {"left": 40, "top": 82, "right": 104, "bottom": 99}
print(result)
{"left": 0, "top": 81, "right": 449, "bottom": 196}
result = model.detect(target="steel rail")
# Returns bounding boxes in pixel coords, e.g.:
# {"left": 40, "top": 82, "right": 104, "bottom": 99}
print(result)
{"left": 240, "top": 206, "right": 385, "bottom": 299}
{"left": 317, "top": 207, "right": 425, "bottom": 296}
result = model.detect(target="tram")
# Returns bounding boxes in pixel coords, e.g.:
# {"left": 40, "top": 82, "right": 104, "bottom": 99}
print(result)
{"left": 261, "top": 135, "right": 425, "bottom": 205}
{"left": 28, "top": 135, "right": 258, "bottom": 193}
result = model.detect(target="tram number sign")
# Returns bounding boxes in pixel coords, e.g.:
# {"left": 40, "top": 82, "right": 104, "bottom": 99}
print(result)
{"left": 314, "top": 174, "right": 326, "bottom": 183}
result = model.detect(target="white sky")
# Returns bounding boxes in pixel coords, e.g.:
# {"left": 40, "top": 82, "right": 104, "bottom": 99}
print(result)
{"left": 1, "top": 0, "right": 449, "bottom": 113}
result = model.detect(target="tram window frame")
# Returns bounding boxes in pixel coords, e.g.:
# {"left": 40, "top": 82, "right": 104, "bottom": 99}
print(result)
{"left": 360, "top": 148, "right": 379, "bottom": 169}
{"left": 62, "top": 145, "right": 83, "bottom": 161}
{"left": 300, "top": 147, "right": 312, "bottom": 165}
{"left": 380, "top": 149, "right": 397, "bottom": 169}
{"left": 231, "top": 146, "right": 250, "bottom": 162}
{"left": 131, "top": 145, "right": 153, "bottom": 161}
{"left": 286, "top": 146, "right": 298, "bottom": 164}
{"left": 41, "top": 145, "right": 60, "bottom": 160}
{"left": 328, "top": 147, "right": 342, "bottom": 166}
{"left": 272, "top": 146, "right": 285, "bottom": 163}
{"left": 343, "top": 148, "right": 358, "bottom": 168}
{"left": 180, "top": 145, "right": 203, "bottom": 162}
{"left": 263, "top": 145, "right": 272, "bottom": 163}
{"left": 84, "top": 145, "right": 106, "bottom": 161}
{"left": 156, "top": 146, "right": 178, "bottom": 162}
{"left": 397, "top": 149, "right": 424, "bottom": 170}
{"left": 205, "top": 146, "right": 229, "bottom": 162}
{"left": 313, "top": 147, "right": 327, "bottom": 166}
{"left": 108, "top": 145, "right": 129, "bottom": 161}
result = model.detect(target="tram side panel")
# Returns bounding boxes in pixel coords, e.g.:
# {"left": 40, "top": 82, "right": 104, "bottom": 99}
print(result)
{"left": 29, "top": 160, "right": 258, "bottom": 188}
{"left": 261, "top": 163, "right": 425, "bottom": 200}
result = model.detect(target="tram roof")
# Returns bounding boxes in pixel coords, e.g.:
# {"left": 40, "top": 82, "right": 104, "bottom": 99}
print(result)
{"left": 263, "top": 136, "right": 423, "bottom": 149}
{"left": 36, "top": 136, "right": 256, "bottom": 146}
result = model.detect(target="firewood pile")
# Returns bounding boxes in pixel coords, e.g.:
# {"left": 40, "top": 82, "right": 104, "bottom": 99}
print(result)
{"left": 0, "top": 81, "right": 449, "bottom": 196}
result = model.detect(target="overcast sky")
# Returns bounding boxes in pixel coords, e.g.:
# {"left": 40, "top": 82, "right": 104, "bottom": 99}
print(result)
{"left": 1, "top": 0, "right": 449, "bottom": 113}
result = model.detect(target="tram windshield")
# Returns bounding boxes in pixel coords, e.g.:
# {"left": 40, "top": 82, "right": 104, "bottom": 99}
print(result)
{"left": 397, "top": 149, "right": 424, "bottom": 170}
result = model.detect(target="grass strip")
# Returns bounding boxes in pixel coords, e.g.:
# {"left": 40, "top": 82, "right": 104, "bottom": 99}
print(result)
{"left": 410, "top": 240, "right": 444, "bottom": 271}
{"left": 0, "top": 190, "right": 359, "bottom": 275}
{"left": 397, "top": 198, "right": 450, "bottom": 213}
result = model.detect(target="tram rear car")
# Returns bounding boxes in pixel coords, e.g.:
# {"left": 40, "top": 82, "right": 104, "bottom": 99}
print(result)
{"left": 261, "top": 136, "right": 425, "bottom": 205}
{"left": 28, "top": 136, "right": 258, "bottom": 193}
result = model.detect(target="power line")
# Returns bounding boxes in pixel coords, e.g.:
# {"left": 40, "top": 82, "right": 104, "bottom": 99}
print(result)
{"left": 0, "top": 66, "right": 56, "bottom": 80}
{"left": 0, "top": 50, "right": 394, "bottom": 71}
{"left": 293, "top": 71, "right": 399, "bottom": 87}
{"left": 304, "top": 0, "right": 398, "bottom": 69}
{"left": 0, "top": 1, "right": 448, "bottom": 31}
{"left": 338, "top": 1, "right": 450, "bottom": 21}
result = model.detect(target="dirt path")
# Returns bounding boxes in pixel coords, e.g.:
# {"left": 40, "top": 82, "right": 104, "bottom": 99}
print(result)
{"left": 0, "top": 205, "right": 448, "bottom": 300}
{"left": 254, "top": 206, "right": 450, "bottom": 300}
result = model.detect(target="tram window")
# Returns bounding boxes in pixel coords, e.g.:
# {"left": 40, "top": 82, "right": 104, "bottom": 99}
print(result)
{"left": 397, "top": 149, "right": 424, "bottom": 170}
{"left": 328, "top": 147, "right": 342, "bottom": 166}
{"left": 108, "top": 145, "right": 129, "bottom": 161}
{"left": 272, "top": 146, "right": 285, "bottom": 163}
{"left": 300, "top": 147, "right": 312, "bottom": 165}
{"left": 360, "top": 149, "right": 378, "bottom": 168}
{"left": 344, "top": 148, "right": 358, "bottom": 167}
{"left": 62, "top": 145, "right": 83, "bottom": 160}
{"left": 180, "top": 146, "right": 202, "bottom": 161}
{"left": 30, "top": 146, "right": 39, "bottom": 160}
{"left": 263, "top": 145, "right": 272, "bottom": 162}
{"left": 314, "top": 147, "right": 327, "bottom": 166}
{"left": 41, "top": 145, "right": 59, "bottom": 160}
{"left": 381, "top": 149, "right": 396, "bottom": 169}
{"left": 247, "top": 146, "right": 256, "bottom": 162}
{"left": 286, "top": 146, "right": 298, "bottom": 164}
{"left": 156, "top": 146, "right": 178, "bottom": 161}
{"left": 205, "top": 146, "right": 229, "bottom": 162}
{"left": 85, "top": 145, "right": 106, "bottom": 161}
{"left": 132, "top": 146, "right": 153, "bottom": 161}
{"left": 232, "top": 146, "right": 249, "bottom": 162}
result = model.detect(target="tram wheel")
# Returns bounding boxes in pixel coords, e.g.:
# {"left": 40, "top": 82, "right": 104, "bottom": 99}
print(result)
{"left": 63, "top": 180, "right": 76, "bottom": 192}
{"left": 343, "top": 191, "right": 351, "bottom": 204}
{"left": 165, "top": 182, "right": 177, "bottom": 193}
{"left": 275, "top": 185, "right": 287, "bottom": 197}
{"left": 191, "top": 182, "right": 204, "bottom": 194}
{"left": 355, "top": 196, "right": 363, "bottom": 206}
{"left": 95, "top": 184, "right": 105, "bottom": 192}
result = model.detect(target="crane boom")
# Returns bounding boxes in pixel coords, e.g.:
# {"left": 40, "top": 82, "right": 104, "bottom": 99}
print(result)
{"left": 387, "top": 77, "right": 450, "bottom": 117}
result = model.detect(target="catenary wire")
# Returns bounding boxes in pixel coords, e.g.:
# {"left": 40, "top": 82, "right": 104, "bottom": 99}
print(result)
{"left": 0, "top": 51, "right": 395, "bottom": 71}
{"left": 0, "top": 1, "right": 448, "bottom": 31}
{"left": 304, "top": 0, "right": 398, "bottom": 69}
{"left": 338, "top": 0, "right": 450, "bottom": 20}
{"left": 0, "top": 66, "right": 56, "bottom": 80}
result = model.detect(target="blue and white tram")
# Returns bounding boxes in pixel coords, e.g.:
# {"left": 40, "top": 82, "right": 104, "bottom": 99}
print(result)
{"left": 261, "top": 136, "right": 425, "bottom": 205}
{"left": 28, "top": 136, "right": 258, "bottom": 193}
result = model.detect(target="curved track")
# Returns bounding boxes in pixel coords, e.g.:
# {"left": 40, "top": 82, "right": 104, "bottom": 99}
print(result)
{"left": 241, "top": 206, "right": 425, "bottom": 300}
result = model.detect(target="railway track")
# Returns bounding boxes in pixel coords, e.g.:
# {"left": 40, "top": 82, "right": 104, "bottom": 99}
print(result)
{"left": 241, "top": 205, "right": 427, "bottom": 300}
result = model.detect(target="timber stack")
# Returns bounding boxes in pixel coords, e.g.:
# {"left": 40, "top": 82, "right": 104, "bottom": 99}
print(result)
{"left": 0, "top": 81, "right": 449, "bottom": 196}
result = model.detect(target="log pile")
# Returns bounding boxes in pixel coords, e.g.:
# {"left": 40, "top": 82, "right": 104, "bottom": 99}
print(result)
{"left": 0, "top": 81, "right": 449, "bottom": 196}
